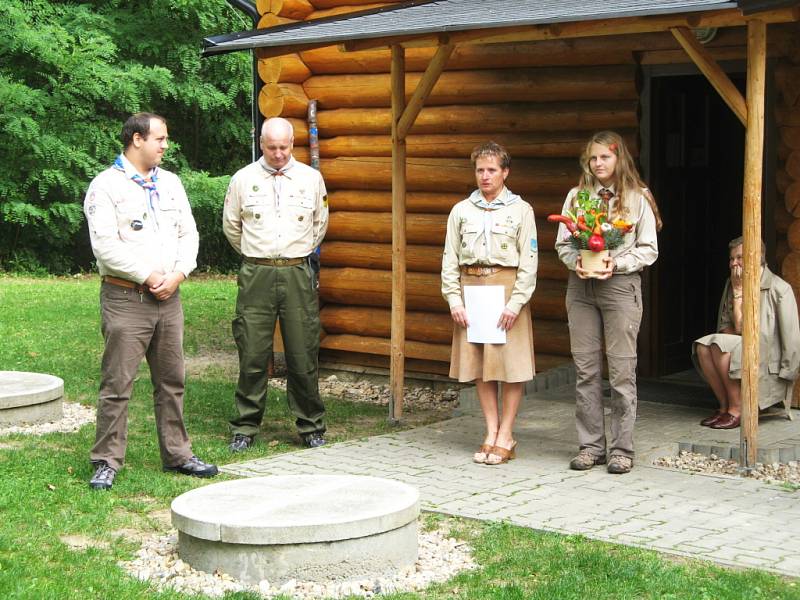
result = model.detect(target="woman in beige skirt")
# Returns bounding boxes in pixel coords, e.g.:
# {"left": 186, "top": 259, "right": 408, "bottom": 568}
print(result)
{"left": 441, "top": 142, "right": 538, "bottom": 465}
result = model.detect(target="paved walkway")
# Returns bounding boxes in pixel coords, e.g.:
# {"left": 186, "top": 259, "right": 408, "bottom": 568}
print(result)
{"left": 223, "top": 383, "right": 800, "bottom": 578}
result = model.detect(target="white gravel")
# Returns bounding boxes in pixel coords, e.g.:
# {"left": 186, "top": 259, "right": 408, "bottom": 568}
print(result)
{"left": 0, "top": 402, "right": 95, "bottom": 436}
{"left": 120, "top": 525, "right": 476, "bottom": 599}
{"left": 271, "top": 374, "right": 460, "bottom": 411}
{"left": 654, "top": 451, "right": 800, "bottom": 485}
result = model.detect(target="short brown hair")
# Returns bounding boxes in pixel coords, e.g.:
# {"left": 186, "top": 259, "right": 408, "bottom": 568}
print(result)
{"left": 729, "top": 236, "right": 766, "bottom": 266}
{"left": 470, "top": 141, "right": 510, "bottom": 169}
{"left": 121, "top": 112, "right": 166, "bottom": 149}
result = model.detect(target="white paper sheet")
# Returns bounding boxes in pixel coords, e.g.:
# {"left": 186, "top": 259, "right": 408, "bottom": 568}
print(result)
{"left": 464, "top": 285, "right": 507, "bottom": 344}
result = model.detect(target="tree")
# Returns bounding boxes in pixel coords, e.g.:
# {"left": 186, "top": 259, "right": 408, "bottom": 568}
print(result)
{"left": 0, "top": 0, "right": 251, "bottom": 272}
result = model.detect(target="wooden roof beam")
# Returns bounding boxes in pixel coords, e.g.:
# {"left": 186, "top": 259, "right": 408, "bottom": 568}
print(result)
{"left": 396, "top": 41, "right": 455, "bottom": 140}
{"left": 671, "top": 26, "right": 747, "bottom": 126}
{"left": 342, "top": 7, "right": 799, "bottom": 53}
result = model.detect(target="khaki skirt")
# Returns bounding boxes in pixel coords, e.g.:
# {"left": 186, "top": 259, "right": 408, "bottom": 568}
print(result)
{"left": 449, "top": 268, "right": 535, "bottom": 383}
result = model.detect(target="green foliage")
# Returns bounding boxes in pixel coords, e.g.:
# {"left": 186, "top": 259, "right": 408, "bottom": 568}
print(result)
{"left": 182, "top": 171, "right": 239, "bottom": 272}
{"left": 0, "top": 0, "right": 252, "bottom": 273}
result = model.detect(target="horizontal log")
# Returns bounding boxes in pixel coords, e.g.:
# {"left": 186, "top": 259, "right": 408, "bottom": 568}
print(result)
{"left": 308, "top": 0, "right": 401, "bottom": 10}
{"left": 788, "top": 150, "right": 800, "bottom": 180}
{"left": 775, "top": 63, "right": 800, "bottom": 105}
{"left": 326, "top": 211, "right": 558, "bottom": 247}
{"left": 256, "top": 13, "right": 294, "bottom": 29}
{"left": 304, "top": 66, "right": 638, "bottom": 109}
{"left": 320, "top": 157, "right": 578, "bottom": 195}
{"left": 781, "top": 251, "right": 800, "bottom": 296}
{"left": 776, "top": 104, "right": 800, "bottom": 126}
{"left": 288, "top": 118, "right": 309, "bottom": 144}
{"left": 319, "top": 267, "right": 568, "bottom": 319}
{"left": 318, "top": 348, "right": 453, "bottom": 377}
{"left": 779, "top": 140, "right": 792, "bottom": 162}
{"left": 776, "top": 202, "right": 793, "bottom": 234}
{"left": 308, "top": 3, "right": 389, "bottom": 19}
{"left": 271, "top": 0, "right": 314, "bottom": 19}
{"left": 299, "top": 28, "right": 754, "bottom": 74}
{"left": 320, "top": 241, "right": 568, "bottom": 279}
{"left": 321, "top": 333, "right": 452, "bottom": 362}
{"left": 258, "top": 54, "right": 312, "bottom": 84}
{"left": 316, "top": 101, "right": 639, "bottom": 136}
{"left": 258, "top": 82, "right": 309, "bottom": 118}
{"left": 327, "top": 190, "right": 567, "bottom": 216}
{"left": 788, "top": 218, "right": 800, "bottom": 251}
{"left": 637, "top": 41, "right": 789, "bottom": 65}
{"left": 777, "top": 168, "right": 792, "bottom": 195}
{"left": 785, "top": 182, "right": 800, "bottom": 217}
{"left": 319, "top": 305, "right": 571, "bottom": 355}
{"left": 292, "top": 146, "right": 310, "bottom": 164}
{"left": 319, "top": 130, "right": 638, "bottom": 159}
{"left": 777, "top": 238, "right": 790, "bottom": 266}
{"left": 781, "top": 126, "right": 800, "bottom": 150}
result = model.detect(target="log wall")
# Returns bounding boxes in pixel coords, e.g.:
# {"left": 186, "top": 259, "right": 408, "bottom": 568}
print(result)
{"left": 255, "top": 2, "right": 799, "bottom": 379}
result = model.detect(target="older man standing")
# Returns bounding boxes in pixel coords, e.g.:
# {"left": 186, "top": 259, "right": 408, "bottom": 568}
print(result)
{"left": 223, "top": 117, "right": 329, "bottom": 451}
{"left": 84, "top": 112, "right": 218, "bottom": 490}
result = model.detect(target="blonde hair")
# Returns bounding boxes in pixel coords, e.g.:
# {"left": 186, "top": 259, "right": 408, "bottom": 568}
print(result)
{"left": 577, "top": 131, "right": 663, "bottom": 231}
{"left": 470, "top": 141, "right": 510, "bottom": 169}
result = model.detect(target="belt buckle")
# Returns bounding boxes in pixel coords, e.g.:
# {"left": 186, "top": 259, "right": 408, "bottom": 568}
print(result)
{"left": 275, "top": 258, "right": 287, "bottom": 266}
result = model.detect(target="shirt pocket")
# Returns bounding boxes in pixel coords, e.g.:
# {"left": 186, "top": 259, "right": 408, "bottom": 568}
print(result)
{"left": 242, "top": 193, "right": 269, "bottom": 226}
{"left": 286, "top": 193, "right": 314, "bottom": 234}
{"left": 490, "top": 221, "right": 518, "bottom": 261}
{"left": 458, "top": 219, "right": 482, "bottom": 261}
{"left": 115, "top": 202, "right": 149, "bottom": 241}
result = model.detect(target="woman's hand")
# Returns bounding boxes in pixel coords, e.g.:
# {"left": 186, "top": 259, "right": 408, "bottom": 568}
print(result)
{"left": 497, "top": 308, "right": 518, "bottom": 331}
{"left": 575, "top": 255, "right": 590, "bottom": 279}
{"left": 450, "top": 306, "right": 469, "bottom": 328}
{"left": 595, "top": 256, "right": 615, "bottom": 280}
{"left": 730, "top": 264, "right": 743, "bottom": 296}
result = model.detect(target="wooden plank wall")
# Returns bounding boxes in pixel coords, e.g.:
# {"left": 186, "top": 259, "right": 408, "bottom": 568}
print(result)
{"left": 255, "top": 1, "right": 798, "bottom": 378}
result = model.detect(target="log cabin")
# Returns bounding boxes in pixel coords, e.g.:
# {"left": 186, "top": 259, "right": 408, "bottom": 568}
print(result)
{"left": 206, "top": 0, "right": 800, "bottom": 463}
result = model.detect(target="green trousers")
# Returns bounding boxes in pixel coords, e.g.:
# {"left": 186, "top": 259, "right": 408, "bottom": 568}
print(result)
{"left": 229, "top": 260, "right": 325, "bottom": 437}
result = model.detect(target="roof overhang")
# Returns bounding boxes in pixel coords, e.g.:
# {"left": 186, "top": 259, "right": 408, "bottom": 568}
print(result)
{"left": 201, "top": 0, "right": 799, "bottom": 59}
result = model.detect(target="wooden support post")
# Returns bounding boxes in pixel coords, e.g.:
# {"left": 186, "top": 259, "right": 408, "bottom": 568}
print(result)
{"left": 740, "top": 19, "right": 767, "bottom": 470}
{"left": 389, "top": 44, "right": 407, "bottom": 422}
{"left": 397, "top": 42, "right": 455, "bottom": 140}
{"left": 670, "top": 27, "right": 747, "bottom": 126}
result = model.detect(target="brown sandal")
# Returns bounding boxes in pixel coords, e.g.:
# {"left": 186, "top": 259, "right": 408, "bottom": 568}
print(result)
{"left": 472, "top": 444, "right": 494, "bottom": 464}
{"left": 485, "top": 441, "right": 517, "bottom": 465}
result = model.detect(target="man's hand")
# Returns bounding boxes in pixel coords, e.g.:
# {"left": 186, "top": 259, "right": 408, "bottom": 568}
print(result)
{"left": 450, "top": 305, "right": 469, "bottom": 328}
{"left": 144, "top": 271, "right": 165, "bottom": 289}
{"left": 149, "top": 271, "right": 185, "bottom": 301}
{"left": 497, "top": 308, "right": 518, "bottom": 331}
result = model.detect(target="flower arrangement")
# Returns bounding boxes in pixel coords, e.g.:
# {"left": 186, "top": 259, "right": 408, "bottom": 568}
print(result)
{"left": 547, "top": 189, "right": 632, "bottom": 252}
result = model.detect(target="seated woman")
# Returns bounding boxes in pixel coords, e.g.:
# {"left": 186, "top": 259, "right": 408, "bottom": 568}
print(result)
{"left": 693, "top": 236, "right": 800, "bottom": 429}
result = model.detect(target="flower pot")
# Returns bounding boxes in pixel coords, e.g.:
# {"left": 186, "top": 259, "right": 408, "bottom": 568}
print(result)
{"left": 579, "top": 249, "right": 611, "bottom": 278}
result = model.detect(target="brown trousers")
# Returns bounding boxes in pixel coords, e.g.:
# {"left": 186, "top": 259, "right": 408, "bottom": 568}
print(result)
{"left": 566, "top": 272, "right": 642, "bottom": 459}
{"left": 90, "top": 282, "right": 193, "bottom": 471}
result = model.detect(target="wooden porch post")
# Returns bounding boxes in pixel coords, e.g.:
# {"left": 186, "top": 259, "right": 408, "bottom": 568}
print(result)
{"left": 740, "top": 18, "right": 767, "bottom": 469}
{"left": 389, "top": 44, "right": 407, "bottom": 422}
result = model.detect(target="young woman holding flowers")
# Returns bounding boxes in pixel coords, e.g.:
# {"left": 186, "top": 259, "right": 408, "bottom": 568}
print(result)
{"left": 554, "top": 131, "right": 661, "bottom": 474}
{"left": 442, "top": 142, "right": 538, "bottom": 466}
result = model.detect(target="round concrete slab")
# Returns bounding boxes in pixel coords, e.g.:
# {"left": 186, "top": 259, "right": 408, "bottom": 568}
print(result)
{"left": 171, "top": 475, "right": 420, "bottom": 583}
{"left": 0, "top": 371, "right": 63, "bottom": 425}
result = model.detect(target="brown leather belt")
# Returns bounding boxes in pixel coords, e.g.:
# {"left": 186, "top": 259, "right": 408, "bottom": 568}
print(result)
{"left": 102, "top": 275, "right": 148, "bottom": 294}
{"left": 244, "top": 256, "right": 306, "bottom": 267}
{"left": 460, "top": 265, "right": 509, "bottom": 277}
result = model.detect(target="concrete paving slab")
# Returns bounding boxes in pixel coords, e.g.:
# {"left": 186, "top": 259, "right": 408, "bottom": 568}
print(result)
{"left": 223, "top": 387, "right": 800, "bottom": 578}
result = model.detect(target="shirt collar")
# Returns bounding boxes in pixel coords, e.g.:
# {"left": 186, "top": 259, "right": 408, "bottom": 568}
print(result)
{"left": 259, "top": 155, "right": 296, "bottom": 178}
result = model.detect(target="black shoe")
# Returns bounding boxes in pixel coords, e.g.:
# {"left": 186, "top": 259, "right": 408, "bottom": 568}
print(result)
{"left": 229, "top": 433, "right": 254, "bottom": 453}
{"left": 302, "top": 432, "right": 326, "bottom": 448}
{"left": 89, "top": 461, "right": 116, "bottom": 490}
{"left": 164, "top": 455, "right": 219, "bottom": 478}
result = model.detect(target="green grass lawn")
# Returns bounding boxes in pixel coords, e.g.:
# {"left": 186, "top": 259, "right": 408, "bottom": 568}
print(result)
{"left": 0, "top": 275, "right": 797, "bottom": 600}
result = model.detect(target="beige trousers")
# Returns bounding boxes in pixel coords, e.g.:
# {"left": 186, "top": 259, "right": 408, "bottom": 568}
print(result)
{"left": 90, "top": 282, "right": 193, "bottom": 471}
{"left": 566, "top": 272, "right": 642, "bottom": 459}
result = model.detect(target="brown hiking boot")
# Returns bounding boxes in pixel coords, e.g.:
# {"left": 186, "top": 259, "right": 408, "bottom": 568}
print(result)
{"left": 607, "top": 455, "right": 633, "bottom": 474}
{"left": 569, "top": 449, "right": 606, "bottom": 471}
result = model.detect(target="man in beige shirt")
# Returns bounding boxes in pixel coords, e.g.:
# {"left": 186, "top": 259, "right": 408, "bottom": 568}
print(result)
{"left": 84, "top": 112, "right": 218, "bottom": 490}
{"left": 223, "top": 117, "right": 329, "bottom": 451}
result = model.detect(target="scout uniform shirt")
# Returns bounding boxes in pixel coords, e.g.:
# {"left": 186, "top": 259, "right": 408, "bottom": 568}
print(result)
{"left": 84, "top": 154, "right": 199, "bottom": 283}
{"left": 554, "top": 184, "right": 658, "bottom": 273}
{"left": 441, "top": 187, "right": 538, "bottom": 315}
{"left": 222, "top": 156, "right": 328, "bottom": 258}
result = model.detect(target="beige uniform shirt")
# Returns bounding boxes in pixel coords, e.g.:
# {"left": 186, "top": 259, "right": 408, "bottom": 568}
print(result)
{"left": 84, "top": 155, "right": 198, "bottom": 284}
{"left": 555, "top": 184, "right": 658, "bottom": 273}
{"left": 441, "top": 188, "right": 538, "bottom": 315}
{"left": 223, "top": 157, "right": 328, "bottom": 258}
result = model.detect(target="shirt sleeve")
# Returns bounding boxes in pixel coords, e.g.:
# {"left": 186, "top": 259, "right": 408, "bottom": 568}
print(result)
{"left": 312, "top": 171, "right": 329, "bottom": 249}
{"left": 555, "top": 189, "right": 579, "bottom": 271}
{"left": 507, "top": 203, "right": 537, "bottom": 314}
{"left": 84, "top": 183, "right": 152, "bottom": 284}
{"left": 776, "top": 281, "right": 800, "bottom": 381}
{"left": 441, "top": 205, "right": 464, "bottom": 309}
{"left": 222, "top": 175, "right": 243, "bottom": 255}
{"left": 613, "top": 194, "right": 659, "bottom": 274}
{"left": 172, "top": 178, "right": 199, "bottom": 278}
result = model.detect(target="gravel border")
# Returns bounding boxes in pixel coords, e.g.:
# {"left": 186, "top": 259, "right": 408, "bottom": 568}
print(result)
{"left": 654, "top": 451, "right": 800, "bottom": 485}
{"left": 120, "top": 525, "right": 476, "bottom": 599}
{"left": 0, "top": 401, "right": 95, "bottom": 436}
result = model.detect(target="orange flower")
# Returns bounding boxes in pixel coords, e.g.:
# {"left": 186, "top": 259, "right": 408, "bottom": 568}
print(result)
{"left": 612, "top": 218, "right": 633, "bottom": 233}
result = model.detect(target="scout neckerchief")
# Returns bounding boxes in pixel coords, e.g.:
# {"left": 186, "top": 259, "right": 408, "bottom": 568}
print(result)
{"left": 259, "top": 155, "right": 296, "bottom": 210}
{"left": 467, "top": 187, "right": 521, "bottom": 262}
{"left": 113, "top": 154, "right": 160, "bottom": 227}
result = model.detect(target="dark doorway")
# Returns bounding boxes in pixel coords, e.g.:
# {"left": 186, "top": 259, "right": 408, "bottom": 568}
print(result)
{"left": 646, "top": 73, "right": 748, "bottom": 376}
